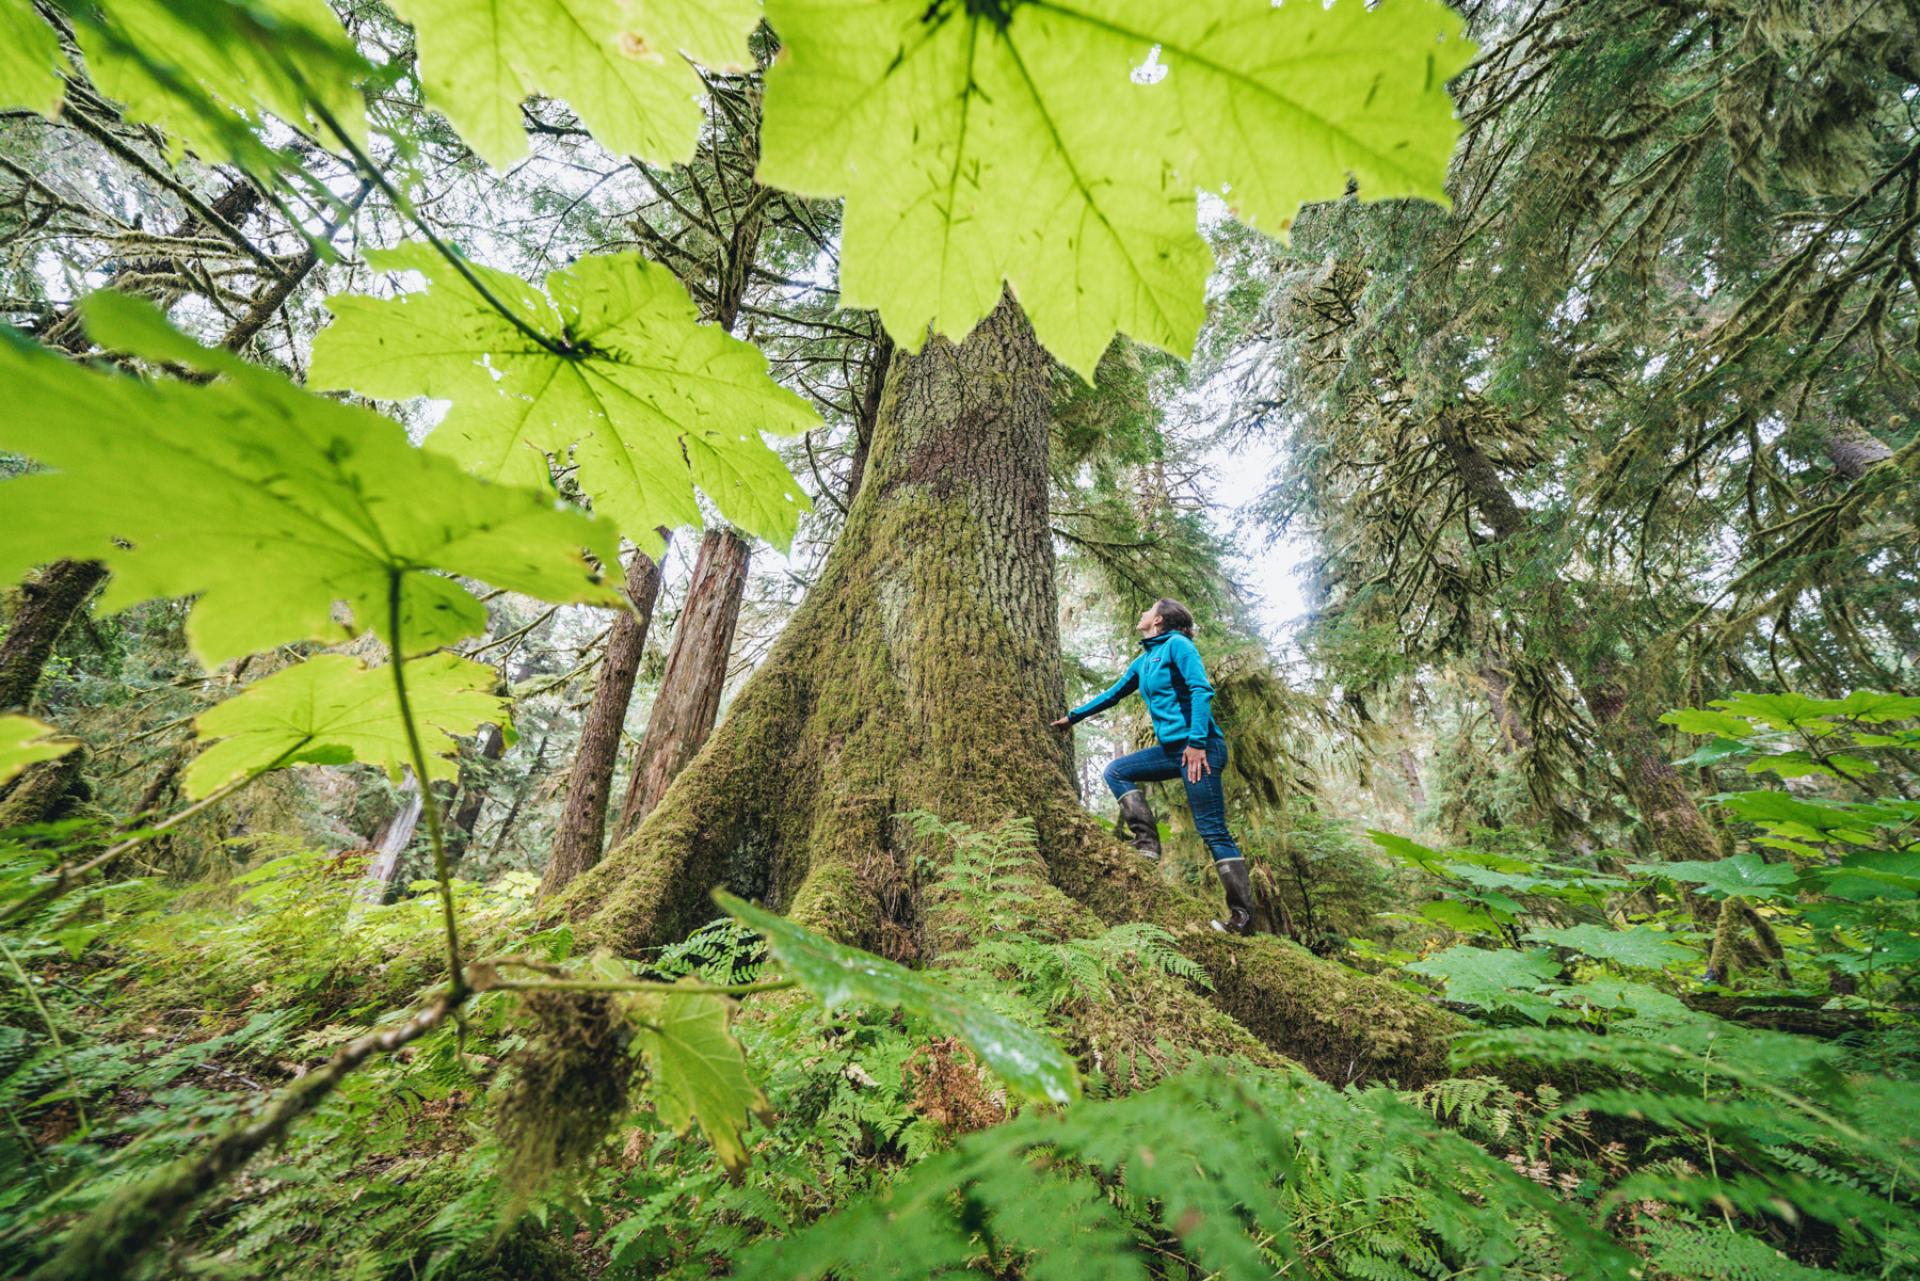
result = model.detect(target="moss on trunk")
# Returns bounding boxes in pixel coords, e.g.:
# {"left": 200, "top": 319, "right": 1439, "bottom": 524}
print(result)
{"left": 563, "top": 297, "right": 1464, "bottom": 1087}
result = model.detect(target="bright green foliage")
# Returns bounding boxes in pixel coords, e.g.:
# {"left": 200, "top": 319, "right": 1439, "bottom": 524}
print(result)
{"left": 0, "top": 715, "right": 74, "bottom": 786}
{"left": 626, "top": 981, "right": 770, "bottom": 1178}
{"left": 1631, "top": 853, "right": 1800, "bottom": 900}
{"left": 731, "top": 1061, "right": 1636, "bottom": 1281}
{"left": 759, "top": 0, "right": 1472, "bottom": 375}
{"left": 718, "top": 890, "right": 1081, "bottom": 1105}
{"left": 0, "top": 0, "right": 62, "bottom": 114}
{"left": 183, "top": 653, "right": 508, "bottom": 799}
{"left": 43, "top": 0, "right": 368, "bottom": 171}
{"left": 389, "top": 0, "right": 759, "bottom": 170}
{"left": 1406, "top": 944, "right": 1563, "bottom": 1023}
{"left": 0, "top": 293, "right": 621, "bottom": 665}
{"left": 1527, "top": 923, "right": 1702, "bottom": 970}
{"left": 1457, "top": 1022, "right": 1920, "bottom": 1276}
{"left": 310, "top": 244, "right": 819, "bottom": 554}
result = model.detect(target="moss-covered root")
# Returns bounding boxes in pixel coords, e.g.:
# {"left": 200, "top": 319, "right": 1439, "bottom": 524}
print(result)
{"left": 0, "top": 741, "right": 92, "bottom": 829}
{"left": 562, "top": 663, "right": 812, "bottom": 952}
{"left": 1044, "top": 813, "right": 1465, "bottom": 1087}
{"left": 1180, "top": 931, "right": 1461, "bottom": 1087}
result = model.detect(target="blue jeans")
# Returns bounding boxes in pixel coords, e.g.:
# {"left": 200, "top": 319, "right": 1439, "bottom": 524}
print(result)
{"left": 1102, "top": 731, "right": 1242, "bottom": 863}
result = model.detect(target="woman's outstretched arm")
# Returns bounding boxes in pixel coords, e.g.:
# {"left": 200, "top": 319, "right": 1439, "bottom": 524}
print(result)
{"left": 1053, "top": 660, "right": 1140, "bottom": 728}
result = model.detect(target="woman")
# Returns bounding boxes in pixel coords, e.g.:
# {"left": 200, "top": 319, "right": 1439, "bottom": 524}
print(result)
{"left": 1051, "top": 598, "right": 1254, "bottom": 935}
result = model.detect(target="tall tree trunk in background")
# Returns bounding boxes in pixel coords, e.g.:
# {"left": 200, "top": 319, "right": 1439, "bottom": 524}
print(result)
{"left": 563, "top": 296, "right": 1463, "bottom": 1087}
{"left": 611, "top": 529, "right": 750, "bottom": 841}
{"left": 540, "top": 545, "right": 668, "bottom": 896}
{"left": 444, "top": 722, "right": 506, "bottom": 864}
{"left": 358, "top": 771, "right": 424, "bottom": 904}
{"left": 1435, "top": 412, "right": 1723, "bottom": 865}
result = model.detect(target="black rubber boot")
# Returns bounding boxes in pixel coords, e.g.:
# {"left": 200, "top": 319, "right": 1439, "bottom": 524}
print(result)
{"left": 1210, "top": 858, "right": 1255, "bottom": 935}
{"left": 1115, "top": 789, "right": 1161, "bottom": 860}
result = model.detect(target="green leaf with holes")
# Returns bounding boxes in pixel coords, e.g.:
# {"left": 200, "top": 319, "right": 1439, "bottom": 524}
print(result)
{"left": 310, "top": 244, "right": 819, "bottom": 555}
{"left": 760, "top": 0, "right": 1472, "bottom": 375}
{"left": 184, "top": 653, "right": 508, "bottom": 799}
{"left": 0, "top": 293, "right": 621, "bottom": 666}
{"left": 388, "top": 0, "right": 761, "bottom": 170}
{"left": 718, "top": 890, "right": 1079, "bottom": 1104}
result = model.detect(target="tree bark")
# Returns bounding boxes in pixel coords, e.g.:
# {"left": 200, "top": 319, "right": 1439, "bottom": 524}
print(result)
{"left": 445, "top": 723, "right": 506, "bottom": 864}
{"left": 611, "top": 529, "right": 750, "bottom": 841}
{"left": 564, "top": 296, "right": 1464, "bottom": 1087}
{"left": 540, "top": 545, "right": 667, "bottom": 896}
{"left": 0, "top": 560, "right": 108, "bottom": 712}
{"left": 1820, "top": 415, "right": 1894, "bottom": 482}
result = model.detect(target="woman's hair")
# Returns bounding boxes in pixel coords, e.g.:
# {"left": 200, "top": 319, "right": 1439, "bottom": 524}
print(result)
{"left": 1153, "top": 597, "right": 1196, "bottom": 638}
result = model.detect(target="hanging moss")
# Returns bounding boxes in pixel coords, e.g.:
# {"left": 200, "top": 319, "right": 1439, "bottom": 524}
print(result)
{"left": 495, "top": 990, "right": 632, "bottom": 1199}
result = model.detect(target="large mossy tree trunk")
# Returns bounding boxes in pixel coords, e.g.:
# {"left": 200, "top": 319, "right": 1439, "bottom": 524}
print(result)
{"left": 564, "top": 297, "right": 1463, "bottom": 1086}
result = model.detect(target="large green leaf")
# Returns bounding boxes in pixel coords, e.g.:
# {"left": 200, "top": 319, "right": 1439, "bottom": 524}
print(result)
{"left": 1527, "top": 924, "right": 1702, "bottom": 971}
{"left": 389, "top": 0, "right": 758, "bottom": 170}
{"left": 759, "top": 0, "right": 1472, "bottom": 375}
{"left": 717, "top": 891, "right": 1079, "bottom": 1104}
{"left": 1, "top": 0, "right": 63, "bottom": 114}
{"left": 0, "top": 715, "right": 76, "bottom": 787}
{"left": 0, "top": 294, "right": 621, "bottom": 666}
{"left": 183, "top": 653, "right": 507, "bottom": 799}
{"left": 1406, "top": 945, "right": 1562, "bottom": 1024}
{"left": 56, "top": 0, "right": 368, "bottom": 171}
{"left": 627, "top": 982, "right": 771, "bottom": 1178}
{"left": 310, "top": 245, "right": 819, "bottom": 554}
{"left": 1628, "top": 854, "right": 1799, "bottom": 900}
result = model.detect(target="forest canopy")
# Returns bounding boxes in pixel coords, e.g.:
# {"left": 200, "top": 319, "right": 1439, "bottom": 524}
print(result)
{"left": 0, "top": 1, "right": 1916, "bottom": 1280}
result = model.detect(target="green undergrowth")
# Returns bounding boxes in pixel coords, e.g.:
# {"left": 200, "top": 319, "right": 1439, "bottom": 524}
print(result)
{"left": 2, "top": 803, "right": 1916, "bottom": 1279}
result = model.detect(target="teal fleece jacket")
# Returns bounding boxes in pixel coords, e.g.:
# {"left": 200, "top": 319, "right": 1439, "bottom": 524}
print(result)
{"left": 1067, "top": 631, "right": 1218, "bottom": 749}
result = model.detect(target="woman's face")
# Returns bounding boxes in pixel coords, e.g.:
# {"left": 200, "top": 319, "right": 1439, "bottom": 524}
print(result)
{"left": 1136, "top": 605, "right": 1162, "bottom": 636}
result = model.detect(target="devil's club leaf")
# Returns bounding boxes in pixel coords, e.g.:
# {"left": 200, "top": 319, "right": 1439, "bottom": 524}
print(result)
{"left": 55, "top": 0, "right": 368, "bottom": 171}
{"left": 628, "top": 984, "right": 771, "bottom": 1177}
{"left": 1, "top": 0, "right": 64, "bottom": 115}
{"left": 718, "top": 891, "right": 1079, "bottom": 1104}
{"left": 1406, "top": 945, "right": 1562, "bottom": 1023}
{"left": 389, "top": 0, "right": 760, "bottom": 170}
{"left": 310, "top": 245, "right": 819, "bottom": 554}
{"left": 184, "top": 653, "right": 507, "bottom": 799}
{"left": 759, "top": 0, "right": 1472, "bottom": 375}
{"left": 1527, "top": 924, "right": 1702, "bottom": 971}
{"left": 0, "top": 716, "right": 76, "bottom": 787}
{"left": 1629, "top": 854, "right": 1800, "bottom": 901}
{"left": 0, "top": 294, "right": 621, "bottom": 666}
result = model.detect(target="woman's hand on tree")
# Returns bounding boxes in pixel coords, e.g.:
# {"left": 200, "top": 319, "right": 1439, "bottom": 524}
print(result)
{"left": 1050, "top": 715, "right": 1071, "bottom": 730}
{"left": 1183, "top": 746, "right": 1209, "bottom": 783}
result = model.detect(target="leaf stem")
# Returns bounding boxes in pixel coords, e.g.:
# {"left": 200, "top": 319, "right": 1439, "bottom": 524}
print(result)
{"left": 384, "top": 572, "right": 465, "bottom": 1000}
{"left": 304, "top": 100, "right": 573, "bottom": 360}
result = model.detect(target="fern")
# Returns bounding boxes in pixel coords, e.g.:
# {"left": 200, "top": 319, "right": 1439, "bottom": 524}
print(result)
{"left": 730, "top": 1060, "right": 1639, "bottom": 1281}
